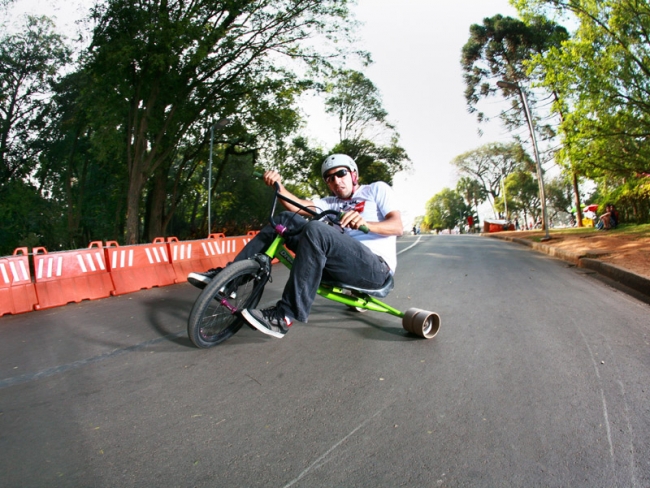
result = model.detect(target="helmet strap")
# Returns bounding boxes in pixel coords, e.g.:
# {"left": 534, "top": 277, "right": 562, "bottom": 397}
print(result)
{"left": 351, "top": 170, "right": 359, "bottom": 188}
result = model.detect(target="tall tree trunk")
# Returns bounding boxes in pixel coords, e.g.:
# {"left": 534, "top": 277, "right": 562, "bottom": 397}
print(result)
{"left": 145, "top": 164, "right": 168, "bottom": 241}
{"left": 125, "top": 170, "right": 145, "bottom": 244}
{"left": 572, "top": 170, "right": 583, "bottom": 227}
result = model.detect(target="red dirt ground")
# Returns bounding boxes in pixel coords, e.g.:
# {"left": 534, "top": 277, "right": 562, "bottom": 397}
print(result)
{"left": 497, "top": 229, "right": 650, "bottom": 279}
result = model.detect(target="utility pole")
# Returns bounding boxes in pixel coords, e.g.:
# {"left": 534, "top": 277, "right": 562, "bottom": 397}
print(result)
{"left": 497, "top": 80, "right": 550, "bottom": 240}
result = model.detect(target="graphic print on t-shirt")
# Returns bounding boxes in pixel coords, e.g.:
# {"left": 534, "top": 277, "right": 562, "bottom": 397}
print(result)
{"left": 340, "top": 200, "right": 365, "bottom": 213}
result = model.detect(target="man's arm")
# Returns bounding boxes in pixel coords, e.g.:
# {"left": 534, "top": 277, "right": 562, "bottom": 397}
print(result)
{"left": 263, "top": 170, "right": 316, "bottom": 215}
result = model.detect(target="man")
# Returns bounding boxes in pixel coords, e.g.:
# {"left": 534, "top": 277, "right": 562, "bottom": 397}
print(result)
{"left": 188, "top": 154, "right": 403, "bottom": 338}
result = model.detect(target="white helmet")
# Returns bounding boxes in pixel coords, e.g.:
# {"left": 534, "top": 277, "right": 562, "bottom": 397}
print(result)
{"left": 321, "top": 154, "right": 358, "bottom": 178}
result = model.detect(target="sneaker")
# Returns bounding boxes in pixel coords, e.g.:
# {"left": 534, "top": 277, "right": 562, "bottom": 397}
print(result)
{"left": 241, "top": 306, "right": 293, "bottom": 339}
{"left": 187, "top": 267, "right": 223, "bottom": 289}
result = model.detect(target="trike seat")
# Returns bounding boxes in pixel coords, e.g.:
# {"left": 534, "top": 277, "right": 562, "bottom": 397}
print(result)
{"left": 320, "top": 273, "right": 394, "bottom": 298}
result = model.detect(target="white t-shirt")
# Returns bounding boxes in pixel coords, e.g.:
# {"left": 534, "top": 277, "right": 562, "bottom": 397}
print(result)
{"left": 312, "top": 182, "right": 399, "bottom": 272}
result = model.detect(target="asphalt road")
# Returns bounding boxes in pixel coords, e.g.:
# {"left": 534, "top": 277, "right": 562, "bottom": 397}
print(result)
{"left": 1, "top": 235, "right": 649, "bottom": 487}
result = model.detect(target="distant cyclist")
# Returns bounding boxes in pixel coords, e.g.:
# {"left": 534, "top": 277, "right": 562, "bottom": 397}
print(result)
{"left": 188, "top": 154, "right": 403, "bottom": 338}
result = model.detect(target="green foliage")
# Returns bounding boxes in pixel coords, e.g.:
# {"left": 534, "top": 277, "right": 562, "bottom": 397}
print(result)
{"left": 544, "top": 175, "right": 573, "bottom": 217}
{"left": 80, "top": 0, "right": 359, "bottom": 243}
{"left": 456, "top": 176, "right": 487, "bottom": 214}
{"left": 504, "top": 170, "right": 541, "bottom": 220}
{"left": 0, "top": 15, "right": 71, "bottom": 183}
{"left": 0, "top": 179, "right": 67, "bottom": 255}
{"left": 461, "top": 13, "right": 567, "bottom": 133}
{"left": 324, "top": 69, "right": 393, "bottom": 142}
{"left": 515, "top": 0, "right": 650, "bottom": 179}
{"left": 590, "top": 175, "right": 650, "bottom": 224}
{"left": 451, "top": 142, "right": 534, "bottom": 217}
{"left": 0, "top": 1, "right": 411, "bottom": 252}
{"left": 424, "top": 188, "right": 470, "bottom": 232}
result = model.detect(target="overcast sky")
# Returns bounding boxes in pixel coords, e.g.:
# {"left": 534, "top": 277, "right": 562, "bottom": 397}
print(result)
{"left": 6, "top": 0, "right": 521, "bottom": 224}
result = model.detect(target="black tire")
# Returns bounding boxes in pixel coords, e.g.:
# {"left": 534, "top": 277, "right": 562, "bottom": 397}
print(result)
{"left": 188, "top": 260, "right": 265, "bottom": 348}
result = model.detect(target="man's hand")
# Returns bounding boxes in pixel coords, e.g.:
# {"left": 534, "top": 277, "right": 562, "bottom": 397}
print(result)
{"left": 341, "top": 210, "right": 403, "bottom": 236}
{"left": 262, "top": 170, "right": 316, "bottom": 216}
{"left": 340, "top": 210, "right": 367, "bottom": 231}
{"left": 263, "top": 170, "right": 282, "bottom": 188}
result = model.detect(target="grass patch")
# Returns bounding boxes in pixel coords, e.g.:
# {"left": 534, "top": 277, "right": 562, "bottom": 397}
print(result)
{"left": 610, "top": 223, "right": 650, "bottom": 238}
{"left": 506, "top": 223, "right": 650, "bottom": 242}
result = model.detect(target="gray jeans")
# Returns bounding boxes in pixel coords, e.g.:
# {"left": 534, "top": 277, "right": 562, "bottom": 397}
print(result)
{"left": 235, "top": 212, "right": 391, "bottom": 322}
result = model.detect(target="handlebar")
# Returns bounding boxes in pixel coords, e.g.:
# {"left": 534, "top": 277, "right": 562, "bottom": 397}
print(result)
{"left": 254, "top": 171, "right": 369, "bottom": 234}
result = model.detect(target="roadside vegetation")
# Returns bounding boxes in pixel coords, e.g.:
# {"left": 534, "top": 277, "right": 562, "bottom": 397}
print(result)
{"left": 0, "top": 0, "right": 409, "bottom": 255}
{"left": 424, "top": 1, "right": 650, "bottom": 234}
{"left": 517, "top": 223, "right": 650, "bottom": 243}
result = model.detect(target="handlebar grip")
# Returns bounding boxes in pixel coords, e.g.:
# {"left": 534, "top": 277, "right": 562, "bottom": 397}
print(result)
{"left": 253, "top": 171, "right": 280, "bottom": 192}
{"left": 338, "top": 212, "right": 370, "bottom": 234}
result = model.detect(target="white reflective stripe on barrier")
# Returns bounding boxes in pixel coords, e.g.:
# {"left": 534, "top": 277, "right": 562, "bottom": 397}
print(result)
{"left": 1, "top": 260, "right": 30, "bottom": 284}
{"left": 36, "top": 256, "right": 64, "bottom": 279}
{"left": 76, "top": 252, "right": 106, "bottom": 273}
{"left": 172, "top": 243, "right": 193, "bottom": 261}
{"left": 144, "top": 246, "right": 168, "bottom": 264}
{"left": 111, "top": 249, "right": 134, "bottom": 269}
{"left": 201, "top": 241, "right": 221, "bottom": 256}
{"left": 200, "top": 239, "right": 240, "bottom": 257}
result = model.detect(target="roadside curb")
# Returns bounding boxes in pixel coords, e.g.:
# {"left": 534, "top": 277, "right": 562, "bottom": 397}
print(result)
{"left": 484, "top": 233, "right": 650, "bottom": 303}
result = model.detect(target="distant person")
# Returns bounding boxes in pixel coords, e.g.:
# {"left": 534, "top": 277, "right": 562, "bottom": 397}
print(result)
{"left": 597, "top": 204, "right": 619, "bottom": 230}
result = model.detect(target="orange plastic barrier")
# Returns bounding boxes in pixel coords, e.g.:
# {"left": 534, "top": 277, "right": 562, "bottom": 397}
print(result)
{"left": 32, "top": 242, "right": 115, "bottom": 310}
{"left": 0, "top": 248, "right": 38, "bottom": 316}
{"left": 107, "top": 238, "right": 176, "bottom": 295}
{"left": 167, "top": 233, "right": 232, "bottom": 284}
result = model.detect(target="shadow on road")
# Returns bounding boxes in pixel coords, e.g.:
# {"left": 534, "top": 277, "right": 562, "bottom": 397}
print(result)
{"left": 140, "top": 288, "right": 196, "bottom": 348}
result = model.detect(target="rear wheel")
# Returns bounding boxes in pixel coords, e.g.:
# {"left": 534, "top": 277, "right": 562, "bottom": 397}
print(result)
{"left": 402, "top": 308, "right": 440, "bottom": 339}
{"left": 188, "top": 260, "right": 265, "bottom": 348}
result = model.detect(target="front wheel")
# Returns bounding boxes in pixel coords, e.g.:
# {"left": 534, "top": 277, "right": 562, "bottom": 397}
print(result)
{"left": 188, "top": 260, "right": 265, "bottom": 348}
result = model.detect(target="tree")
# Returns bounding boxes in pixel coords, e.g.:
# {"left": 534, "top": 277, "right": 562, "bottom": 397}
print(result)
{"left": 82, "top": 0, "right": 359, "bottom": 243}
{"left": 424, "top": 188, "right": 470, "bottom": 233}
{"left": 514, "top": 0, "right": 650, "bottom": 224}
{"left": 544, "top": 175, "right": 573, "bottom": 221}
{"left": 0, "top": 15, "right": 71, "bottom": 185}
{"left": 461, "top": 13, "right": 568, "bottom": 132}
{"left": 457, "top": 176, "right": 487, "bottom": 219}
{"left": 451, "top": 142, "right": 533, "bottom": 217}
{"left": 460, "top": 13, "right": 587, "bottom": 227}
{"left": 324, "top": 69, "right": 393, "bottom": 142}
{"left": 502, "top": 170, "right": 540, "bottom": 226}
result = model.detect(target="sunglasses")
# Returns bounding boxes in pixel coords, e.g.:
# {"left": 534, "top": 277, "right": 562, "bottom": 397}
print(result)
{"left": 324, "top": 168, "right": 349, "bottom": 183}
